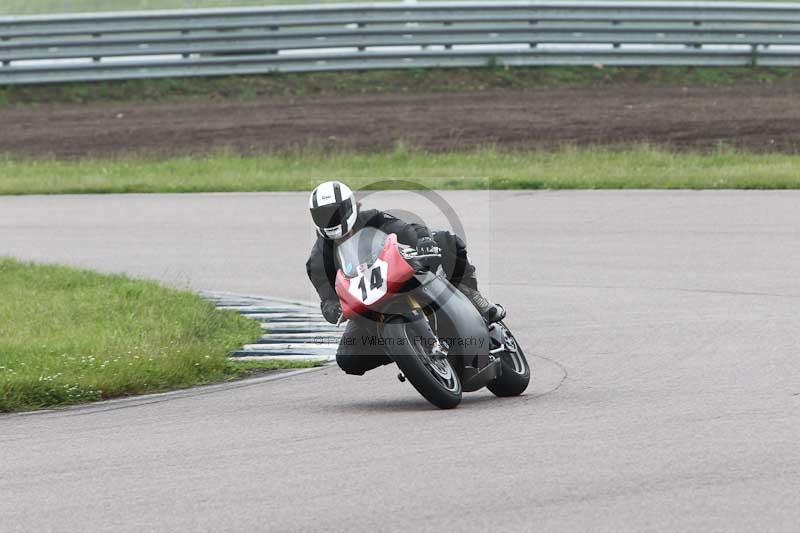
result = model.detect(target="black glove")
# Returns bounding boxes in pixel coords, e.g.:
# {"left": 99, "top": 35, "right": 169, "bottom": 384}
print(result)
{"left": 416, "top": 236, "right": 439, "bottom": 255}
{"left": 320, "top": 299, "right": 342, "bottom": 324}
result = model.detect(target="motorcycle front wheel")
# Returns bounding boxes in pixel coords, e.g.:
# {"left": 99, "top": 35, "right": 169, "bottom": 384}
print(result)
{"left": 382, "top": 317, "right": 462, "bottom": 409}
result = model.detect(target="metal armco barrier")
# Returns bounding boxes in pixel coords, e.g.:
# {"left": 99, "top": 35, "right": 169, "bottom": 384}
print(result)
{"left": 2, "top": 1, "right": 800, "bottom": 85}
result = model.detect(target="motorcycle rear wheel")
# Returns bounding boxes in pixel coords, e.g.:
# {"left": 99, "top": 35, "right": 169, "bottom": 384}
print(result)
{"left": 383, "top": 317, "right": 462, "bottom": 409}
{"left": 487, "top": 322, "right": 531, "bottom": 397}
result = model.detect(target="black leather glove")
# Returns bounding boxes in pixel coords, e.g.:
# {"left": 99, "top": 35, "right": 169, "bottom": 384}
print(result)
{"left": 320, "top": 299, "right": 342, "bottom": 324}
{"left": 416, "top": 236, "right": 440, "bottom": 255}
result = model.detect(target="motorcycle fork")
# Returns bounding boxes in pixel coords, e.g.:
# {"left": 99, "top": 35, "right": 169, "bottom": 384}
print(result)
{"left": 406, "top": 295, "right": 424, "bottom": 319}
{"left": 406, "top": 296, "right": 448, "bottom": 359}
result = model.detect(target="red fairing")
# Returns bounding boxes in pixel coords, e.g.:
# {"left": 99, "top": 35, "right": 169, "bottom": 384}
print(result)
{"left": 334, "top": 233, "right": 415, "bottom": 320}
{"left": 335, "top": 272, "right": 364, "bottom": 320}
{"left": 381, "top": 233, "right": 415, "bottom": 293}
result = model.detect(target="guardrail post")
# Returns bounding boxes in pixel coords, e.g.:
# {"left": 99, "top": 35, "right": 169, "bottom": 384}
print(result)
{"left": 92, "top": 33, "right": 101, "bottom": 62}
{"left": 751, "top": 44, "right": 759, "bottom": 66}
{"left": 529, "top": 19, "right": 537, "bottom": 48}
{"left": 1, "top": 36, "right": 7, "bottom": 66}
{"left": 444, "top": 21, "right": 453, "bottom": 50}
{"left": 181, "top": 30, "right": 190, "bottom": 58}
{"left": 357, "top": 22, "right": 366, "bottom": 51}
{"left": 691, "top": 20, "right": 702, "bottom": 49}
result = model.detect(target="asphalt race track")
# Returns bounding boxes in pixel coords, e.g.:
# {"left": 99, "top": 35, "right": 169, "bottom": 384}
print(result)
{"left": 1, "top": 191, "right": 799, "bottom": 531}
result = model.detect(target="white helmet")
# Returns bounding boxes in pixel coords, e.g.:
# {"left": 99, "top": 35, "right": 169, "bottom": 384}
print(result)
{"left": 309, "top": 181, "right": 358, "bottom": 239}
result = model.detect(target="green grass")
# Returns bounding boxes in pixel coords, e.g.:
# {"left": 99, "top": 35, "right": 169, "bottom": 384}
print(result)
{"left": 3, "top": 0, "right": 794, "bottom": 15}
{"left": 0, "top": 259, "right": 320, "bottom": 412}
{"left": 2, "top": 0, "right": 346, "bottom": 16}
{"left": 1, "top": 146, "right": 800, "bottom": 195}
{"left": 0, "top": 67, "right": 797, "bottom": 108}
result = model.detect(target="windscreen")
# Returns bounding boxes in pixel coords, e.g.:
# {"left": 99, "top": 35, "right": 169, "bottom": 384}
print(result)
{"left": 336, "top": 227, "right": 389, "bottom": 278}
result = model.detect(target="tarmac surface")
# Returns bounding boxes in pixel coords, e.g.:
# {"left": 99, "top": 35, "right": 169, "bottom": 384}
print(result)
{"left": 1, "top": 191, "right": 799, "bottom": 531}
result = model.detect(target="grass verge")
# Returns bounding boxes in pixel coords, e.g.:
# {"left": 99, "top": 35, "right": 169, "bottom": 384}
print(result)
{"left": 0, "top": 67, "right": 797, "bottom": 108}
{"left": 3, "top": 0, "right": 356, "bottom": 16}
{"left": 1, "top": 146, "right": 800, "bottom": 194}
{"left": 3, "top": 0, "right": 796, "bottom": 16}
{"left": 0, "top": 259, "right": 320, "bottom": 412}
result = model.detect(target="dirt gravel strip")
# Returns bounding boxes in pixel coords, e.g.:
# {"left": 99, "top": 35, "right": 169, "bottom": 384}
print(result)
{"left": 203, "top": 291, "right": 337, "bottom": 362}
{"left": 3, "top": 83, "right": 800, "bottom": 158}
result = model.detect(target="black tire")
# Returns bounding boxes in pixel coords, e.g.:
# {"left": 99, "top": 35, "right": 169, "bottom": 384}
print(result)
{"left": 487, "top": 323, "right": 531, "bottom": 397}
{"left": 383, "top": 318, "right": 462, "bottom": 409}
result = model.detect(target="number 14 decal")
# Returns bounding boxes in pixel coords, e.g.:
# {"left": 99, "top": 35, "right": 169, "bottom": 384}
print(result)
{"left": 357, "top": 266, "right": 384, "bottom": 300}
{"left": 349, "top": 259, "right": 389, "bottom": 305}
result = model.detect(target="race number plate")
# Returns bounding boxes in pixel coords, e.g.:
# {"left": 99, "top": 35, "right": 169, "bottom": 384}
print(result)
{"left": 348, "top": 259, "right": 388, "bottom": 305}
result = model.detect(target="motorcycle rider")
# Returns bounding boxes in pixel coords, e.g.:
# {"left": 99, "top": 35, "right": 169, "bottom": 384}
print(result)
{"left": 305, "top": 180, "right": 504, "bottom": 375}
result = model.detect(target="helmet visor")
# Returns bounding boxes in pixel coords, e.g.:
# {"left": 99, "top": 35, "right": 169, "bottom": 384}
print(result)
{"left": 311, "top": 198, "right": 354, "bottom": 229}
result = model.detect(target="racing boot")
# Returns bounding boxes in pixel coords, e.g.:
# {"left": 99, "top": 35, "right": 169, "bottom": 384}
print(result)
{"left": 459, "top": 286, "right": 506, "bottom": 324}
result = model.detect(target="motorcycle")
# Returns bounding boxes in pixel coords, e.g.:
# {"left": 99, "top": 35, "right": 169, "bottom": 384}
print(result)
{"left": 334, "top": 227, "right": 530, "bottom": 409}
